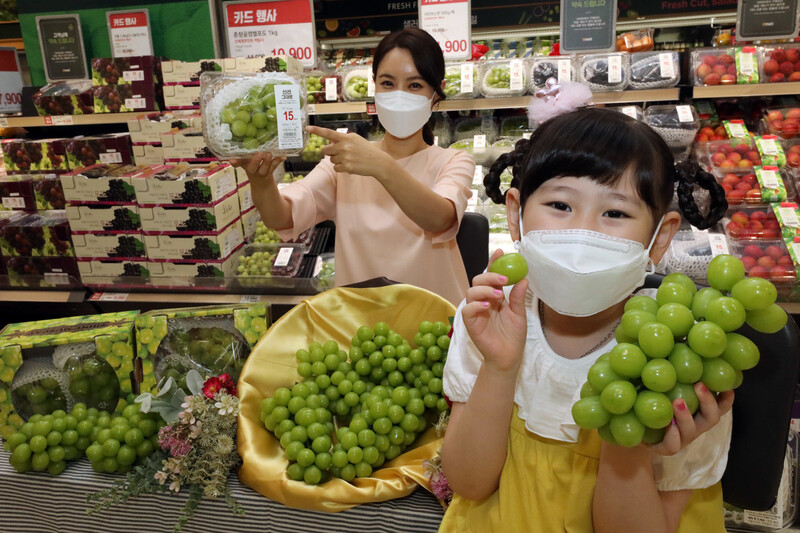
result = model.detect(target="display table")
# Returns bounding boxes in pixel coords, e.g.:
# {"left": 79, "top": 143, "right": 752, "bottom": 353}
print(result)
{"left": 0, "top": 450, "right": 445, "bottom": 533}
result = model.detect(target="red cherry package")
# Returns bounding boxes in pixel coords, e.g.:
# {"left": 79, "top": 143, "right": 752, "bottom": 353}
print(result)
{"left": 725, "top": 207, "right": 783, "bottom": 240}
{"left": 706, "top": 139, "right": 762, "bottom": 175}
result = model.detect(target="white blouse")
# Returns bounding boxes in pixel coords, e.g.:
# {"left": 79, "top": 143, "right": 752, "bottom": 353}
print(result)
{"left": 442, "top": 287, "right": 732, "bottom": 492}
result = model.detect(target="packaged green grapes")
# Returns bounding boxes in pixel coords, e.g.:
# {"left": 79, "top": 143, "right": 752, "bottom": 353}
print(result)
{"left": 342, "top": 66, "right": 374, "bottom": 102}
{"left": 135, "top": 304, "right": 271, "bottom": 394}
{"left": 201, "top": 71, "right": 308, "bottom": 158}
{"left": 478, "top": 59, "right": 528, "bottom": 97}
{"left": 0, "top": 311, "right": 139, "bottom": 440}
{"left": 443, "top": 61, "right": 479, "bottom": 100}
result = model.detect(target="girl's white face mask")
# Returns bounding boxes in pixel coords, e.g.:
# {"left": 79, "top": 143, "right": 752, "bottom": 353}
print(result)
{"left": 516, "top": 209, "right": 664, "bottom": 317}
{"left": 374, "top": 90, "right": 433, "bottom": 139}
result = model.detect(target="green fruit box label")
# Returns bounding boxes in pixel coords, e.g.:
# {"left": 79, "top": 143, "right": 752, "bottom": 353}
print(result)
{"left": 773, "top": 202, "right": 800, "bottom": 241}
{"left": 756, "top": 167, "right": 788, "bottom": 202}
{"left": 756, "top": 136, "right": 787, "bottom": 168}
{"left": 135, "top": 304, "right": 270, "bottom": 393}
{"left": 723, "top": 120, "right": 749, "bottom": 140}
{"left": 736, "top": 47, "right": 759, "bottom": 84}
{"left": 0, "top": 346, "right": 23, "bottom": 438}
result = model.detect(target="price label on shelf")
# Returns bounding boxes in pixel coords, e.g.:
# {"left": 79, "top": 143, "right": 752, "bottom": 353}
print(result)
{"left": 325, "top": 77, "right": 337, "bottom": 101}
{"left": 240, "top": 294, "right": 261, "bottom": 303}
{"left": 89, "top": 292, "right": 129, "bottom": 302}
{"left": 107, "top": 10, "right": 153, "bottom": 58}
{"left": 419, "top": 0, "right": 471, "bottom": 61}
{"left": 99, "top": 152, "right": 123, "bottom": 164}
{"left": 2, "top": 196, "right": 25, "bottom": 209}
{"left": 473, "top": 134, "right": 486, "bottom": 150}
{"left": 0, "top": 117, "right": 7, "bottom": 127}
{"left": 224, "top": 0, "right": 317, "bottom": 68}
{"left": 510, "top": 60, "right": 524, "bottom": 91}
{"left": 676, "top": 105, "right": 694, "bottom": 123}
{"left": 0, "top": 47, "right": 22, "bottom": 115}
{"left": 658, "top": 53, "right": 675, "bottom": 79}
{"left": 124, "top": 98, "right": 147, "bottom": 110}
{"left": 461, "top": 63, "right": 474, "bottom": 94}
{"left": 274, "top": 246, "right": 293, "bottom": 267}
{"left": 473, "top": 164, "right": 483, "bottom": 185}
{"left": 707, "top": 233, "right": 730, "bottom": 257}
{"left": 607, "top": 55, "right": 622, "bottom": 83}
{"left": 44, "top": 272, "right": 70, "bottom": 285}
{"left": 44, "top": 115, "right": 74, "bottom": 126}
{"left": 557, "top": 59, "right": 571, "bottom": 83}
{"left": 275, "top": 84, "right": 303, "bottom": 150}
{"left": 620, "top": 106, "right": 638, "bottom": 119}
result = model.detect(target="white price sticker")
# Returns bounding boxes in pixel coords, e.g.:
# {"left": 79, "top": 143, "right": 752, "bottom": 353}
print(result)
{"left": 461, "top": 63, "right": 474, "bottom": 94}
{"left": 467, "top": 188, "right": 478, "bottom": 208}
{"left": 0, "top": 117, "right": 8, "bottom": 127}
{"left": 240, "top": 294, "right": 261, "bottom": 303}
{"left": 760, "top": 137, "right": 779, "bottom": 155}
{"left": 522, "top": 132, "right": 532, "bottom": 139}
{"left": 44, "top": 272, "right": 70, "bottom": 285}
{"left": 108, "top": 11, "right": 153, "bottom": 58}
{"left": 419, "top": 0, "right": 471, "bottom": 61}
{"left": 473, "top": 134, "right": 486, "bottom": 150}
{"left": 676, "top": 105, "right": 694, "bottom": 123}
{"left": 90, "top": 292, "right": 129, "bottom": 302}
{"left": 312, "top": 256, "right": 323, "bottom": 277}
{"left": 367, "top": 76, "right": 375, "bottom": 97}
{"left": 123, "top": 69, "right": 144, "bottom": 82}
{"left": 658, "top": 53, "right": 675, "bottom": 79}
{"left": 325, "top": 77, "right": 337, "bottom": 101}
{"left": 224, "top": 0, "right": 317, "bottom": 68}
{"left": 708, "top": 233, "right": 730, "bottom": 257}
{"left": 48, "top": 115, "right": 74, "bottom": 126}
{"left": 274, "top": 246, "right": 293, "bottom": 267}
{"left": 473, "top": 165, "right": 483, "bottom": 185}
{"left": 434, "top": 135, "right": 439, "bottom": 146}
{"left": 740, "top": 51, "right": 755, "bottom": 75}
{"left": 727, "top": 121, "right": 747, "bottom": 138}
{"left": 557, "top": 60, "right": 571, "bottom": 83}
{"left": 2, "top": 196, "right": 25, "bottom": 209}
{"left": 100, "top": 152, "right": 123, "bottom": 164}
{"left": 0, "top": 48, "right": 22, "bottom": 115}
{"left": 510, "top": 60, "right": 524, "bottom": 91}
{"left": 778, "top": 207, "right": 800, "bottom": 227}
{"left": 275, "top": 84, "right": 303, "bottom": 150}
{"left": 759, "top": 168, "right": 780, "bottom": 188}
{"left": 608, "top": 55, "right": 622, "bottom": 84}
{"left": 336, "top": 127, "right": 348, "bottom": 134}
{"left": 125, "top": 98, "right": 147, "bottom": 109}
{"left": 621, "top": 106, "right": 638, "bottom": 119}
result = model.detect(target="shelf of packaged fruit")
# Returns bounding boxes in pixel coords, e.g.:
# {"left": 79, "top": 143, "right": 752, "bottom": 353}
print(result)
{"left": 0, "top": 289, "right": 86, "bottom": 303}
{"left": 117, "top": 291, "right": 307, "bottom": 306}
{"left": 693, "top": 82, "right": 800, "bottom": 99}
{"left": 0, "top": 112, "right": 144, "bottom": 128}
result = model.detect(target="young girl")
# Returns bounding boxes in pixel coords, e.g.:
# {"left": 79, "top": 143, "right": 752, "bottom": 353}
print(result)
{"left": 233, "top": 29, "right": 474, "bottom": 305}
{"left": 440, "top": 106, "right": 732, "bottom": 532}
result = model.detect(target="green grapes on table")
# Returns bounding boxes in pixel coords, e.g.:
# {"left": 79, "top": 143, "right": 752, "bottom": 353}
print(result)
{"left": 62, "top": 354, "right": 120, "bottom": 412}
{"left": 260, "top": 319, "right": 452, "bottom": 485}
{"left": 572, "top": 256, "right": 788, "bottom": 448}
{"left": 253, "top": 222, "right": 281, "bottom": 244}
{"left": 302, "top": 133, "right": 330, "bottom": 162}
{"left": 166, "top": 327, "right": 248, "bottom": 381}
{"left": 12, "top": 379, "right": 68, "bottom": 418}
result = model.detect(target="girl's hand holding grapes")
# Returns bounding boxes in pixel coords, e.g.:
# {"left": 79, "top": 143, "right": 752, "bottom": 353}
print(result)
{"left": 461, "top": 249, "right": 529, "bottom": 375}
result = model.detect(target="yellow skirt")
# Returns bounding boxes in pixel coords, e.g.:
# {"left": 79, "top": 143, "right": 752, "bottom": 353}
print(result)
{"left": 439, "top": 408, "right": 725, "bottom": 533}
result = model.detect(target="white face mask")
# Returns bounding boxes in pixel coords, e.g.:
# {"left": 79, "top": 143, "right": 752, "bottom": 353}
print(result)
{"left": 374, "top": 90, "right": 433, "bottom": 139}
{"left": 516, "top": 210, "right": 664, "bottom": 317}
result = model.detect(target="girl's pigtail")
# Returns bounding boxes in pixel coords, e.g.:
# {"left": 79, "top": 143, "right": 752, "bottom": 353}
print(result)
{"left": 483, "top": 138, "right": 530, "bottom": 205}
{"left": 674, "top": 160, "right": 729, "bottom": 230}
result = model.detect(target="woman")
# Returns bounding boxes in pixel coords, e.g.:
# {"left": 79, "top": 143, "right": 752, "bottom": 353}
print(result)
{"left": 233, "top": 28, "right": 474, "bottom": 305}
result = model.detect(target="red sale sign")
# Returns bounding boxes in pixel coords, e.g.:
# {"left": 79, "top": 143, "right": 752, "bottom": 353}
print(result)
{"left": 224, "top": 0, "right": 316, "bottom": 67}
{"left": 419, "top": 0, "right": 471, "bottom": 60}
{"left": 0, "top": 47, "right": 22, "bottom": 115}
{"left": 107, "top": 9, "right": 153, "bottom": 58}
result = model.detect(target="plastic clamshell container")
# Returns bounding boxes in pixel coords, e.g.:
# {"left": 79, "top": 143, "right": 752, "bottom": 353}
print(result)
{"left": 314, "top": 252, "right": 335, "bottom": 291}
{"left": 341, "top": 66, "right": 374, "bottom": 102}
{"left": 443, "top": 61, "right": 480, "bottom": 100}
{"left": 616, "top": 29, "right": 654, "bottom": 53}
{"left": 453, "top": 116, "right": 498, "bottom": 143}
{"left": 528, "top": 56, "right": 576, "bottom": 92}
{"left": 762, "top": 107, "right": 800, "bottom": 140}
{"left": 499, "top": 115, "right": 533, "bottom": 137}
{"left": 479, "top": 59, "right": 528, "bottom": 97}
{"left": 658, "top": 229, "right": 714, "bottom": 284}
{"left": 728, "top": 238, "right": 797, "bottom": 283}
{"left": 305, "top": 70, "right": 342, "bottom": 104}
{"left": 235, "top": 242, "right": 306, "bottom": 283}
{"left": 717, "top": 167, "right": 796, "bottom": 206}
{"left": 1, "top": 256, "right": 80, "bottom": 288}
{"left": 579, "top": 53, "right": 630, "bottom": 92}
{"left": 201, "top": 71, "right": 308, "bottom": 158}
{"left": 0, "top": 211, "right": 74, "bottom": 257}
{"left": 491, "top": 137, "right": 518, "bottom": 162}
{"left": 448, "top": 138, "right": 492, "bottom": 166}
{"left": 705, "top": 138, "right": 761, "bottom": 175}
{"left": 629, "top": 51, "right": 681, "bottom": 89}
{"left": 691, "top": 47, "right": 737, "bottom": 86}
{"left": 612, "top": 105, "right": 645, "bottom": 121}
{"left": 758, "top": 45, "right": 800, "bottom": 83}
{"left": 723, "top": 205, "right": 784, "bottom": 241}
{"left": 91, "top": 56, "right": 158, "bottom": 86}
{"left": 644, "top": 105, "right": 700, "bottom": 149}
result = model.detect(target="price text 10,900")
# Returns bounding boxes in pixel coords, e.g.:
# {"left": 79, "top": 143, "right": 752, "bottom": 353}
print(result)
{"left": 440, "top": 40, "right": 469, "bottom": 53}
{"left": 4, "top": 93, "right": 21, "bottom": 106}
{"left": 271, "top": 47, "right": 313, "bottom": 60}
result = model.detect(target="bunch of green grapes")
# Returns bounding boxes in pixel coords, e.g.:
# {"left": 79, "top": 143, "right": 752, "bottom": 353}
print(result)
{"left": 253, "top": 222, "right": 281, "bottom": 244}
{"left": 12, "top": 378, "right": 67, "bottom": 417}
{"left": 280, "top": 172, "right": 305, "bottom": 183}
{"left": 168, "top": 327, "right": 248, "bottom": 378}
{"left": 306, "top": 76, "right": 322, "bottom": 104}
{"left": 84, "top": 399, "right": 164, "bottom": 474}
{"left": 158, "top": 358, "right": 193, "bottom": 392}
{"left": 5, "top": 401, "right": 107, "bottom": 475}
{"left": 484, "top": 66, "right": 511, "bottom": 89}
{"left": 317, "top": 257, "right": 335, "bottom": 290}
{"left": 63, "top": 354, "right": 120, "bottom": 412}
{"left": 443, "top": 68, "right": 462, "bottom": 97}
{"left": 301, "top": 134, "right": 330, "bottom": 162}
{"left": 345, "top": 75, "right": 369, "bottom": 100}
{"left": 219, "top": 83, "right": 281, "bottom": 151}
{"left": 260, "top": 320, "right": 451, "bottom": 485}
{"left": 237, "top": 250, "right": 275, "bottom": 276}
{"left": 572, "top": 255, "right": 787, "bottom": 447}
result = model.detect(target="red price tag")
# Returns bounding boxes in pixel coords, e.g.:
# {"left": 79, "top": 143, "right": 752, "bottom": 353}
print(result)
{"left": 107, "top": 10, "right": 153, "bottom": 58}
{"left": 366, "top": 103, "right": 377, "bottom": 115}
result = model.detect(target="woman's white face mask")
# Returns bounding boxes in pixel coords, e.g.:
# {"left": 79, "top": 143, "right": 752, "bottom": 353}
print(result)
{"left": 374, "top": 90, "right": 433, "bottom": 139}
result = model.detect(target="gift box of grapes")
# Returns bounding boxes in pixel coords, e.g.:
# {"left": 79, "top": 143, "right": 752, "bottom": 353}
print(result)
{"left": 161, "top": 130, "right": 216, "bottom": 162}
{"left": 134, "top": 303, "right": 271, "bottom": 394}
{"left": 240, "top": 207, "right": 260, "bottom": 241}
{"left": 93, "top": 82, "right": 159, "bottom": 113}
{"left": 77, "top": 259, "right": 150, "bottom": 282}
{"left": 33, "top": 81, "right": 94, "bottom": 116}
{"left": 0, "top": 310, "right": 139, "bottom": 439}
{"left": 146, "top": 245, "right": 243, "bottom": 288}
{"left": 131, "top": 163, "right": 237, "bottom": 205}
{"left": 234, "top": 243, "right": 306, "bottom": 290}
{"left": 143, "top": 219, "right": 244, "bottom": 261}
{"left": 0, "top": 175, "right": 36, "bottom": 211}
{"left": 131, "top": 143, "right": 165, "bottom": 166}
{"left": 221, "top": 55, "right": 303, "bottom": 75}
{"left": 60, "top": 164, "right": 141, "bottom": 204}
{"left": 1, "top": 139, "right": 68, "bottom": 174}
{"left": 163, "top": 83, "right": 201, "bottom": 110}
{"left": 0, "top": 212, "right": 74, "bottom": 257}
{"left": 64, "top": 134, "right": 133, "bottom": 170}
{"left": 238, "top": 182, "right": 254, "bottom": 212}
{"left": 91, "top": 56, "right": 158, "bottom": 86}
{"left": 66, "top": 204, "right": 141, "bottom": 233}
{"left": 126, "top": 111, "right": 203, "bottom": 144}
{"left": 32, "top": 174, "right": 66, "bottom": 210}
{"left": 138, "top": 192, "right": 240, "bottom": 233}
{"left": 162, "top": 59, "right": 223, "bottom": 85}
{"left": 71, "top": 232, "right": 146, "bottom": 260}
{"left": 1, "top": 256, "right": 81, "bottom": 288}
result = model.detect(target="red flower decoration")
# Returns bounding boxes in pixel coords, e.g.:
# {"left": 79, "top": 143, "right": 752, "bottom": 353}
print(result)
{"left": 202, "top": 373, "right": 238, "bottom": 399}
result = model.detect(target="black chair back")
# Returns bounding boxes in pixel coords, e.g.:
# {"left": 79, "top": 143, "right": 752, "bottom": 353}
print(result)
{"left": 456, "top": 212, "right": 490, "bottom": 286}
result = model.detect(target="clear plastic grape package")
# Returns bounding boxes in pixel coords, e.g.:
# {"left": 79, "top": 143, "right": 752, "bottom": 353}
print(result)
{"left": 201, "top": 72, "right": 308, "bottom": 158}
{"left": 0, "top": 311, "right": 139, "bottom": 439}
{"left": 135, "top": 304, "right": 271, "bottom": 394}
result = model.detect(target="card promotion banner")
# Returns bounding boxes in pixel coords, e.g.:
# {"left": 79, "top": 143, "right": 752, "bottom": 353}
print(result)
{"left": 107, "top": 10, "right": 154, "bottom": 58}
{"left": 418, "top": 0, "right": 472, "bottom": 61}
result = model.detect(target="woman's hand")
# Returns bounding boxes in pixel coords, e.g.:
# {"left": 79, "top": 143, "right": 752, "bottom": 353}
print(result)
{"left": 461, "top": 249, "right": 529, "bottom": 375}
{"left": 309, "top": 126, "right": 394, "bottom": 178}
{"left": 649, "top": 384, "right": 734, "bottom": 456}
{"left": 229, "top": 152, "right": 286, "bottom": 181}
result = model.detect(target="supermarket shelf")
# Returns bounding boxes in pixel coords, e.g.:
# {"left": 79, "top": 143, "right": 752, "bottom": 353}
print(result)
{"left": 779, "top": 302, "right": 800, "bottom": 315}
{"left": 592, "top": 88, "right": 681, "bottom": 105}
{"left": 0, "top": 290, "right": 85, "bottom": 303}
{"left": 119, "top": 292, "right": 307, "bottom": 306}
{"left": 693, "top": 82, "right": 800, "bottom": 99}
{"left": 0, "top": 112, "right": 144, "bottom": 129}
{"left": 308, "top": 102, "right": 367, "bottom": 115}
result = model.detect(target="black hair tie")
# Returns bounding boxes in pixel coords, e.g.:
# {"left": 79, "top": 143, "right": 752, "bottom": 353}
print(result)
{"left": 674, "top": 160, "right": 728, "bottom": 230}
